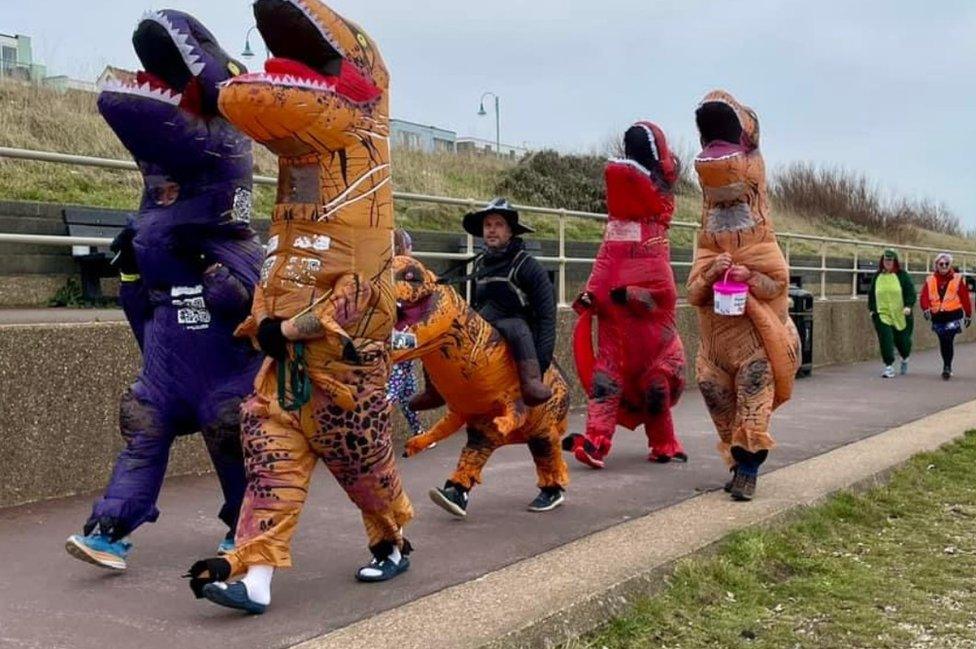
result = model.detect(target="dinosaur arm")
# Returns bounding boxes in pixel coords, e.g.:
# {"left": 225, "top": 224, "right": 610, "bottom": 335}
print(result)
{"left": 687, "top": 268, "right": 717, "bottom": 307}
{"left": 404, "top": 408, "right": 466, "bottom": 457}
{"left": 118, "top": 277, "right": 152, "bottom": 352}
{"left": 283, "top": 273, "right": 368, "bottom": 343}
{"left": 746, "top": 269, "right": 787, "bottom": 301}
{"left": 201, "top": 264, "right": 252, "bottom": 317}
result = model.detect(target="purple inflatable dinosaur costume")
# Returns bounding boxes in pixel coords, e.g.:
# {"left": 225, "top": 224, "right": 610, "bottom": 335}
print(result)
{"left": 65, "top": 10, "right": 262, "bottom": 571}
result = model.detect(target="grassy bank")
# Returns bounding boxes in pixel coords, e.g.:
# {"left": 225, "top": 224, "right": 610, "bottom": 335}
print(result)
{"left": 570, "top": 432, "right": 976, "bottom": 649}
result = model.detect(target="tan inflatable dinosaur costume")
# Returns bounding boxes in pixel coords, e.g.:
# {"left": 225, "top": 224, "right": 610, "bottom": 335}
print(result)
{"left": 687, "top": 90, "right": 800, "bottom": 502}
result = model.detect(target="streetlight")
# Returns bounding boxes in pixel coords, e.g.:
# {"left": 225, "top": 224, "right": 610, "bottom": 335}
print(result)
{"left": 241, "top": 25, "right": 267, "bottom": 60}
{"left": 478, "top": 91, "right": 500, "bottom": 155}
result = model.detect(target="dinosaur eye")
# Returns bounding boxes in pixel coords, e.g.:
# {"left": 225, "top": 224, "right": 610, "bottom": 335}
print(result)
{"left": 404, "top": 271, "right": 415, "bottom": 281}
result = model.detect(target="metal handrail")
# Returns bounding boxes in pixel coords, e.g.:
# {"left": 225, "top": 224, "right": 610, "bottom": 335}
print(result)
{"left": 1, "top": 145, "right": 974, "bottom": 305}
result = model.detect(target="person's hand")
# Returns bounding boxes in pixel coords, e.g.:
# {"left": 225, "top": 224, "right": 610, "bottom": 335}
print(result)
{"left": 575, "top": 291, "right": 594, "bottom": 309}
{"left": 256, "top": 318, "right": 288, "bottom": 360}
{"left": 923, "top": 310, "right": 931, "bottom": 321}
{"left": 903, "top": 307, "right": 912, "bottom": 316}
{"left": 707, "top": 253, "right": 733, "bottom": 282}
{"left": 110, "top": 228, "right": 139, "bottom": 275}
{"left": 966, "top": 317, "right": 972, "bottom": 329}
{"left": 728, "top": 265, "right": 751, "bottom": 283}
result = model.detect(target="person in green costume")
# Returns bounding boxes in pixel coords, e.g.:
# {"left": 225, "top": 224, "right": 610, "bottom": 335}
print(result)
{"left": 868, "top": 249, "right": 916, "bottom": 378}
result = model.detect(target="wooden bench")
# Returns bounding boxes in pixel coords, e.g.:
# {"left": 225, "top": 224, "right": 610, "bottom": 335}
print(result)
{"left": 63, "top": 208, "right": 132, "bottom": 301}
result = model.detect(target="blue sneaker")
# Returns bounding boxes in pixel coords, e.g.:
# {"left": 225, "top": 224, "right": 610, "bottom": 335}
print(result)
{"left": 217, "top": 536, "right": 235, "bottom": 555}
{"left": 356, "top": 554, "right": 410, "bottom": 582}
{"left": 201, "top": 581, "right": 267, "bottom": 615}
{"left": 65, "top": 533, "right": 131, "bottom": 571}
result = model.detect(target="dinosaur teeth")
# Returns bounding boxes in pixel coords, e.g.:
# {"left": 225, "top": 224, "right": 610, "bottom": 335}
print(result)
{"left": 285, "top": 0, "right": 348, "bottom": 60}
{"left": 97, "top": 76, "right": 181, "bottom": 106}
{"left": 221, "top": 72, "right": 338, "bottom": 94}
{"left": 139, "top": 11, "right": 206, "bottom": 78}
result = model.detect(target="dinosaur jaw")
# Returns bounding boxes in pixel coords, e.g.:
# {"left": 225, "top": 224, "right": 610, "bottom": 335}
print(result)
{"left": 98, "top": 11, "right": 209, "bottom": 115}
{"left": 695, "top": 99, "right": 747, "bottom": 161}
{"left": 396, "top": 296, "right": 432, "bottom": 331}
{"left": 222, "top": 0, "right": 381, "bottom": 107}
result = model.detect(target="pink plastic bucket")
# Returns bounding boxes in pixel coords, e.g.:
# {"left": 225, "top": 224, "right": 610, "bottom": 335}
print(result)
{"left": 713, "top": 270, "right": 748, "bottom": 316}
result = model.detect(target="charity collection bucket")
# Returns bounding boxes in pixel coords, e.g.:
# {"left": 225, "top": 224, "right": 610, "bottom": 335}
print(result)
{"left": 713, "top": 270, "right": 748, "bottom": 316}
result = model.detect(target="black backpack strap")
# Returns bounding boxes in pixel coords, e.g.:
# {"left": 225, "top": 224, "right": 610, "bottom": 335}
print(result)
{"left": 437, "top": 252, "right": 485, "bottom": 285}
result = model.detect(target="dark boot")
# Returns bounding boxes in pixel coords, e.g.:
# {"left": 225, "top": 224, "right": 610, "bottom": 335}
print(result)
{"left": 516, "top": 358, "right": 553, "bottom": 406}
{"left": 409, "top": 371, "right": 445, "bottom": 411}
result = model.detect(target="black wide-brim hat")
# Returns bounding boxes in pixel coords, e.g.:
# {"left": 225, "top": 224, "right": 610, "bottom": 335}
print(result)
{"left": 462, "top": 197, "right": 534, "bottom": 238}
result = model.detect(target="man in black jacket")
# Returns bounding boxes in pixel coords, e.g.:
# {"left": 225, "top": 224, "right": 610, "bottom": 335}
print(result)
{"left": 461, "top": 198, "right": 556, "bottom": 405}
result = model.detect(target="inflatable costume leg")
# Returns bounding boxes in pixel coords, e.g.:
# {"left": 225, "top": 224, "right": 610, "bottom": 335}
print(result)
{"left": 85, "top": 387, "right": 175, "bottom": 540}
{"left": 199, "top": 397, "right": 247, "bottom": 535}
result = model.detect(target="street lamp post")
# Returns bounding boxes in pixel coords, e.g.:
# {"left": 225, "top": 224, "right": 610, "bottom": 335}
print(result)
{"left": 241, "top": 26, "right": 268, "bottom": 60}
{"left": 478, "top": 91, "right": 501, "bottom": 155}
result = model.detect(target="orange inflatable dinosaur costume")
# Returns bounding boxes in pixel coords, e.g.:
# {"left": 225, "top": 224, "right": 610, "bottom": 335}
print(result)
{"left": 188, "top": 0, "right": 412, "bottom": 613}
{"left": 687, "top": 90, "right": 800, "bottom": 502}
{"left": 391, "top": 256, "right": 570, "bottom": 516}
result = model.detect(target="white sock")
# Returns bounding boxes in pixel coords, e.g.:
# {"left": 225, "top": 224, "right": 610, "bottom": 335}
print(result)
{"left": 240, "top": 564, "right": 274, "bottom": 605}
{"left": 358, "top": 546, "right": 402, "bottom": 578}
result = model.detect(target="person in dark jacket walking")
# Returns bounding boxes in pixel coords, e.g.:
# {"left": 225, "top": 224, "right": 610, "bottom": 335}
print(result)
{"left": 461, "top": 198, "right": 557, "bottom": 405}
{"left": 868, "top": 249, "right": 916, "bottom": 379}
{"left": 921, "top": 252, "right": 972, "bottom": 380}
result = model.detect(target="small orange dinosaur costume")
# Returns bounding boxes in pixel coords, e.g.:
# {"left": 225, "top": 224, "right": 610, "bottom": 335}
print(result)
{"left": 687, "top": 91, "right": 799, "bottom": 494}
{"left": 391, "top": 256, "right": 570, "bottom": 508}
{"left": 192, "top": 0, "right": 411, "bottom": 582}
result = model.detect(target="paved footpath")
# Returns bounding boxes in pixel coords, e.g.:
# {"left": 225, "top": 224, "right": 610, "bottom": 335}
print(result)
{"left": 1, "top": 345, "right": 974, "bottom": 649}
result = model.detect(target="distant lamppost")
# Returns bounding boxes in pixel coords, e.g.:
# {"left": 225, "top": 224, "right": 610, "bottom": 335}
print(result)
{"left": 241, "top": 26, "right": 267, "bottom": 60}
{"left": 478, "top": 91, "right": 501, "bottom": 155}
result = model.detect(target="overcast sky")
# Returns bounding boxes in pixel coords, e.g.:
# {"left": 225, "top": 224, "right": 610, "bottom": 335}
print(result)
{"left": 2, "top": 1, "right": 974, "bottom": 225}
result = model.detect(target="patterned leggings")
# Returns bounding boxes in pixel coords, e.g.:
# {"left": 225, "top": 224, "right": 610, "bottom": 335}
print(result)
{"left": 225, "top": 369, "right": 413, "bottom": 575}
{"left": 386, "top": 361, "right": 424, "bottom": 436}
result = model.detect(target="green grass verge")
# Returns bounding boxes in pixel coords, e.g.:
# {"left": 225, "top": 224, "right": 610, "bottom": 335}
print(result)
{"left": 570, "top": 431, "right": 976, "bottom": 649}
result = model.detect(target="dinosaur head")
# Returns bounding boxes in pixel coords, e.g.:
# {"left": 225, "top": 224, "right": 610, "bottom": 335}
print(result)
{"left": 219, "top": 0, "right": 389, "bottom": 158}
{"left": 393, "top": 256, "right": 441, "bottom": 330}
{"left": 98, "top": 10, "right": 250, "bottom": 180}
{"left": 694, "top": 90, "right": 759, "bottom": 157}
{"left": 693, "top": 90, "right": 768, "bottom": 231}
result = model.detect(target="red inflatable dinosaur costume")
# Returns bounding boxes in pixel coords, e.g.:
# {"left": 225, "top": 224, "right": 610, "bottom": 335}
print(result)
{"left": 565, "top": 122, "right": 686, "bottom": 469}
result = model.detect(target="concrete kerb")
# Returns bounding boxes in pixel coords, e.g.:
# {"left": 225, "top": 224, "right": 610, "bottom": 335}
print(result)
{"left": 296, "top": 399, "right": 976, "bottom": 649}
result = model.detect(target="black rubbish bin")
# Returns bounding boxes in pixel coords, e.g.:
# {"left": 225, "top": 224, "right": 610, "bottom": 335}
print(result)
{"left": 789, "top": 285, "right": 814, "bottom": 377}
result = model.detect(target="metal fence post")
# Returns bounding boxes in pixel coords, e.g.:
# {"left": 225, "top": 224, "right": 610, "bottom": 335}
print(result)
{"left": 784, "top": 236, "right": 792, "bottom": 270}
{"left": 820, "top": 241, "right": 828, "bottom": 300}
{"left": 851, "top": 246, "right": 858, "bottom": 299}
{"left": 557, "top": 208, "right": 567, "bottom": 308}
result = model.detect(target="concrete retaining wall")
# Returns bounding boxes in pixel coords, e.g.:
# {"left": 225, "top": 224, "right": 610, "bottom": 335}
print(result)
{"left": 2, "top": 299, "right": 972, "bottom": 509}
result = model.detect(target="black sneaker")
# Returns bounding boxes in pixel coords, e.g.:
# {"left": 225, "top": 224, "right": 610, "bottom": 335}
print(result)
{"left": 527, "top": 488, "right": 565, "bottom": 513}
{"left": 729, "top": 472, "right": 757, "bottom": 501}
{"left": 429, "top": 483, "right": 468, "bottom": 517}
{"left": 355, "top": 554, "right": 410, "bottom": 583}
{"left": 942, "top": 366, "right": 952, "bottom": 380}
{"left": 201, "top": 581, "right": 267, "bottom": 615}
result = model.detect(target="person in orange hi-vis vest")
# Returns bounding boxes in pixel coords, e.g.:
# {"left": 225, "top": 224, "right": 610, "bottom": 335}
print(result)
{"left": 921, "top": 252, "right": 972, "bottom": 380}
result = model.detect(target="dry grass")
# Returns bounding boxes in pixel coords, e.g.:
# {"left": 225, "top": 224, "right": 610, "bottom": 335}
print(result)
{"left": 771, "top": 162, "right": 962, "bottom": 239}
